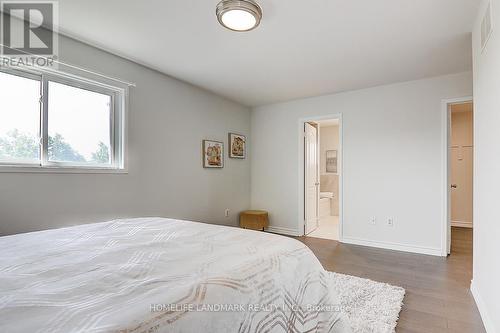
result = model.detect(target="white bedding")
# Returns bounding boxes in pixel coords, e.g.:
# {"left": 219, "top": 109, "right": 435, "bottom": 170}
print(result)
{"left": 0, "top": 217, "right": 351, "bottom": 333}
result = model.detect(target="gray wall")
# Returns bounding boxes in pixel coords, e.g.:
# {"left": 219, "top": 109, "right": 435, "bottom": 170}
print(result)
{"left": 0, "top": 36, "right": 251, "bottom": 235}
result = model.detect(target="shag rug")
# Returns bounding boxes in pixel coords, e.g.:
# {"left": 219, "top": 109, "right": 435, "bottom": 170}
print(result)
{"left": 328, "top": 272, "right": 405, "bottom": 333}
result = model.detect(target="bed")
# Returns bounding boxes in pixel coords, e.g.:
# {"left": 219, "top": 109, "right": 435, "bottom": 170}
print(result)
{"left": 0, "top": 217, "right": 351, "bottom": 332}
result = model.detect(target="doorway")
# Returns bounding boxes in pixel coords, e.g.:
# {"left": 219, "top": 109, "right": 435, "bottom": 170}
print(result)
{"left": 443, "top": 98, "right": 473, "bottom": 255}
{"left": 302, "top": 116, "right": 342, "bottom": 240}
{"left": 450, "top": 102, "right": 474, "bottom": 229}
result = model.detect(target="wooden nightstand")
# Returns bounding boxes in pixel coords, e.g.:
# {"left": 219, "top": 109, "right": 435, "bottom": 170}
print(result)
{"left": 239, "top": 210, "right": 269, "bottom": 231}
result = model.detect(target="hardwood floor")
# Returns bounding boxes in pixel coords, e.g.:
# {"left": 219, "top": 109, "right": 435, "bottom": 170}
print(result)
{"left": 297, "top": 227, "right": 485, "bottom": 332}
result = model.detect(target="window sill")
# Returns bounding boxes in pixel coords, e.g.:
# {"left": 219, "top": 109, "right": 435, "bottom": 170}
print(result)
{"left": 0, "top": 165, "right": 128, "bottom": 174}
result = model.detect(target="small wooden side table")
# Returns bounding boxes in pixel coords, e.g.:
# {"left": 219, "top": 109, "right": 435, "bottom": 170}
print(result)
{"left": 239, "top": 210, "right": 269, "bottom": 231}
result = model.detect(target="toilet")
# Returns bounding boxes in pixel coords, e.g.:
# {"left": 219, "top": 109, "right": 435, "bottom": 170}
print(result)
{"left": 320, "top": 192, "right": 334, "bottom": 199}
{"left": 319, "top": 192, "right": 334, "bottom": 217}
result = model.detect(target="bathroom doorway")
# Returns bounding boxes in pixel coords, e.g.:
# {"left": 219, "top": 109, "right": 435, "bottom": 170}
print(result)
{"left": 442, "top": 97, "right": 473, "bottom": 255}
{"left": 301, "top": 116, "right": 342, "bottom": 240}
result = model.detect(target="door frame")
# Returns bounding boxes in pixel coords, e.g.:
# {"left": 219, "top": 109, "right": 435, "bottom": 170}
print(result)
{"left": 298, "top": 113, "right": 343, "bottom": 240}
{"left": 441, "top": 96, "right": 473, "bottom": 256}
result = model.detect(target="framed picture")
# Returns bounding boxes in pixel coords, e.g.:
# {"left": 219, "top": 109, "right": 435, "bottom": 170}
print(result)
{"left": 228, "top": 133, "right": 246, "bottom": 159}
{"left": 203, "top": 140, "right": 224, "bottom": 168}
{"left": 326, "top": 150, "right": 337, "bottom": 173}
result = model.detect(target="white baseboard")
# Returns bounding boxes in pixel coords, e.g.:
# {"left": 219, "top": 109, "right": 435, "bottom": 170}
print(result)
{"left": 341, "top": 237, "right": 443, "bottom": 256}
{"left": 471, "top": 280, "right": 496, "bottom": 333}
{"left": 451, "top": 220, "right": 473, "bottom": 228}
{"left": 265, "top": 226, "right": 302, "bottom": 237}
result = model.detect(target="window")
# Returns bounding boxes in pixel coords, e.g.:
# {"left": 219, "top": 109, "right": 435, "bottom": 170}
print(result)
{"left": 47, "top": 81, "right": 113, "bottom": 166}
{"left": 0, "top": 71, "right": 41, "bottom": 163}
{"left": 0, "top": 68, "right": 126, "bottom": 171}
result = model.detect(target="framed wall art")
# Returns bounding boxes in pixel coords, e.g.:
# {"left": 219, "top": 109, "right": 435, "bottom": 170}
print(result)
{"left": 326, "top": 150, "right": 337, "bottom": 173}
{"left": 228, "top": 133, "right": 246, "bottom": 159}
{"left": 203, "top": 140, "right": 224, "bottom": 168}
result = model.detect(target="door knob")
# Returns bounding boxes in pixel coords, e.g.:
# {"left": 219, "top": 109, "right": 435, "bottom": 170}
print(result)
{"left": 451, "top": 184, "right": 457, "bottom": 189}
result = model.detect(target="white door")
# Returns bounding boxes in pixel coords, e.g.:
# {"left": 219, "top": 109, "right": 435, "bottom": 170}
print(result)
{"left": 305, "top": 122, "right": 319, "bottom": 235}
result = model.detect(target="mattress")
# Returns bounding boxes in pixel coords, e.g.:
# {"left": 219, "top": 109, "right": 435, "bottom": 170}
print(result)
{"left": 0, "top": 217, "right": 351, "bottom": 333}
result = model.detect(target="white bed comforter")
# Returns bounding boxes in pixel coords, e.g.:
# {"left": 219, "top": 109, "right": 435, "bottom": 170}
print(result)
{"left": 0, "top": 217, "right": 351, "bottom": 333}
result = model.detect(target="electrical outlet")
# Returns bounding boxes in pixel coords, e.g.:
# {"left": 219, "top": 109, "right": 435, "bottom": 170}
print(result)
{"left": 369, "top": 217, "right": 376, "bottom": 225}
{"left": 387, "top": 218, "right": 394, "bottom": 227}
{"left": 224, "top": 209, "right": 230, "bottom": 217}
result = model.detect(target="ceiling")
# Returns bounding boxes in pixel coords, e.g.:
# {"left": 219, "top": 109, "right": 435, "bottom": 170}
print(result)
{"left": 57, "top": 0, "right": 479, "bottom": 107}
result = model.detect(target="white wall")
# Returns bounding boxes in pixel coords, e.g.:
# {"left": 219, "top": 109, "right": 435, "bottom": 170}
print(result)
{"left": 471, "top": 1, "right": 500, "bottom": 331}
{"left": 0, "top": 35, "right": 251, "bottom": 235}
{"left": 251, "top": 72, "right": 472, "bottom": 255}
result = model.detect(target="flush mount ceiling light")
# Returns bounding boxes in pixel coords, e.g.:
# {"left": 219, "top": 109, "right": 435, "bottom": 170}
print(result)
{"left": 216, "top": 0, "right": 262, "bottom": 32}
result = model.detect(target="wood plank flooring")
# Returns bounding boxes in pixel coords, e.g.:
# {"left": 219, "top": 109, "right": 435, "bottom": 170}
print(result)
{"left": 297, "top": 227, "right": 485, "bottom": 332}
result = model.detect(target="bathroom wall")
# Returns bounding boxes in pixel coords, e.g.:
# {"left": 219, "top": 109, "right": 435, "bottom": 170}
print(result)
{"left": 319, "top": 124, "right": 340, "bottom": 216}
{"left": 319, "top": 125, "right": 339, "bottom": 174}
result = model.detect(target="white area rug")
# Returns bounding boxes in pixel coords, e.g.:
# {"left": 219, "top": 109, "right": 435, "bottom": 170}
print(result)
{"left": 329, "top": 272, "right": 405, "bottom": 333}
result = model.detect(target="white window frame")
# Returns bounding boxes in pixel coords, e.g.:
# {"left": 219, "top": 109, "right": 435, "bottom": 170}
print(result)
{"left": 0, "top": 66, "right": 128, "bottom": 173}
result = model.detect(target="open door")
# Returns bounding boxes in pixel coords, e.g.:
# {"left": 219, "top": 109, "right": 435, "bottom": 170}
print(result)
{"left": 305, "top": 122, "right": 319, "bottom": 235}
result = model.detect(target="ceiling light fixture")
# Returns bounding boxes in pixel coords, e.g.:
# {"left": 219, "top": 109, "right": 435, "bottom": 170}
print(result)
{"left": 216, "top": 0, "right": 262, "bottom": 32}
